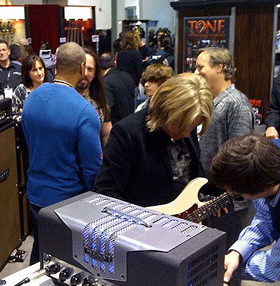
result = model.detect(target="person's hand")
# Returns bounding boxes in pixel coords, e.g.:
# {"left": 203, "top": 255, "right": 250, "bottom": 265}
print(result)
{"left": 266, "top": 126, "right": 279, "bottom": 139}
{"left": 223, "top": 251, "right": 241, "bottom": 285}
{"left": 214, "top": 207, "right": 229, "bottom": 217}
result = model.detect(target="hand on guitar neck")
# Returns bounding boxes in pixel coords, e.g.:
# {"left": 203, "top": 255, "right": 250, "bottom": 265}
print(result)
{"left": 147, "top": 177, "right": 233, "bottom": 224}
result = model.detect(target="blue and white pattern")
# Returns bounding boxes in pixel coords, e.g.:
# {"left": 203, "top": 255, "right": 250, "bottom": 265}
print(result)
{"left": 230, "top": 190, "right": 280, "bottom": 282}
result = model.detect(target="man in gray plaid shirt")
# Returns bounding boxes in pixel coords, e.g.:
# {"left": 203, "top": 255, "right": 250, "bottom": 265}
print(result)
{"left": 195, "top": 47, "right": 255, "bottom": 286}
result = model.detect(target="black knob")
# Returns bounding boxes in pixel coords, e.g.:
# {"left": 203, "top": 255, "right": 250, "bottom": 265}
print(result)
{"left": 45, "top": 263, "right": 61, "bottom": 275}
{"left": 59, "top": 267, "right": 72, "bottom": 282}
{"left": 70, "top": 273, "right": 82, "bottom": 286}
{"left": 82, "top": 277, "right": 94, "bottom": 286}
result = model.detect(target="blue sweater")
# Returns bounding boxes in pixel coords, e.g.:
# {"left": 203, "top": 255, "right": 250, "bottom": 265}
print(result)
{"left": 22, "top": 82, "right": 102, "bottom": 207}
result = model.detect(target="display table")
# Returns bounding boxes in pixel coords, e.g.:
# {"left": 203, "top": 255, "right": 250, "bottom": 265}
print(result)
{"left": 1, "top": 263, "right": 53, "bottom": 286}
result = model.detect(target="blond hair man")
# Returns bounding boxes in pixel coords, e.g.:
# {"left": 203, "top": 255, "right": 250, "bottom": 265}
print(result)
{"left": 94, "top": 73, "right": 213, "bottom": 207}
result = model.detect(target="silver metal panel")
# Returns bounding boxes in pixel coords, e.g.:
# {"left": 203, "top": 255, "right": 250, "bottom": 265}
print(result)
{"left": 54, "top": 193, "right": 206, "bottom": 282}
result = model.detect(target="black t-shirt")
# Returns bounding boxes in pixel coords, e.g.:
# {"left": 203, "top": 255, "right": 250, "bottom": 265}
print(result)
{"left": 168, "top": 139, "right": 192, "bottom": 194}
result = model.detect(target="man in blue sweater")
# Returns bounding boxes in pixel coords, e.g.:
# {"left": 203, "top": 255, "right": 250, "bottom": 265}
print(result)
{"left": 22, "top": 42, "right": 102, "bottom": 264}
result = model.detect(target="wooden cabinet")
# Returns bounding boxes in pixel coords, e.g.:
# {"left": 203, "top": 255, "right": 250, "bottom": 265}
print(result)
{"left": 171, "top": 0, "right": 278, "bottom": 120}
{"left": 0, "top": 123, "right": 21, "bottom": 270}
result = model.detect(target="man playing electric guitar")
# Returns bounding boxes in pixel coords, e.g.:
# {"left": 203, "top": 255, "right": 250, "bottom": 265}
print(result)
{"left": 94, "top": 73, "right": 214, "bottom": 208}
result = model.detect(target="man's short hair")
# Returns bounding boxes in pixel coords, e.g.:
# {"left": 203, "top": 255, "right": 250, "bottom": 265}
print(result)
{"left": 9, "top": 43, "right": 22, "bottom": 61}
{"left": 56, "top": 42, "right": 85, "bottom": 74}
{"left": 0, "top": 39, "right": 8, "bottom": 47}
{"left": 210, "top": 134, "right": 280, "bottom": 195}
{"left": 99, "top": 53, "right": 115, "bottom": 70}
{"left": 147, "top": 72, "right": 213, "bottom": 137}
{"left": 140, "top": 63, "right": 174, "bottom": 86}
{"left": 198, "top": 47, "right": 236, "bottom": 82}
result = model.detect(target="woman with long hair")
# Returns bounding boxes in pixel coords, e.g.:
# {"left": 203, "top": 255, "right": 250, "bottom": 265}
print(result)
{"left": 116, "top": 30, "right": 143, "bottom": 87}
{"left": 13, "top": 55, "right": 46, "bottom": 114}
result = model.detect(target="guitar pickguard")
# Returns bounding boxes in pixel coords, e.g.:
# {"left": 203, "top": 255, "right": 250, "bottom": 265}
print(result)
{"left": 177, "top": 203, "right": 198, "bottom": 219}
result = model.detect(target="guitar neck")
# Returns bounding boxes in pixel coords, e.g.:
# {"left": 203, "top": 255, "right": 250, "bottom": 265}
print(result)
{"left": 185, "top": 193, "right": 232, "bottom": 223}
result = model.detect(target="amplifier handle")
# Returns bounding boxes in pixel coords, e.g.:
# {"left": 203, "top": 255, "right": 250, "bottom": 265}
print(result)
{"left": 0, "top": 168, "right": 10, "bottom": 183}
{"left": 102, "top": 207, "right": 152, "bottom": 228}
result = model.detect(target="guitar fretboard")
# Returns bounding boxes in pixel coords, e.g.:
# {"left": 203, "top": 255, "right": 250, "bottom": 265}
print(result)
{"left": 185, "top": 193, "right": 233, "bottom": 223}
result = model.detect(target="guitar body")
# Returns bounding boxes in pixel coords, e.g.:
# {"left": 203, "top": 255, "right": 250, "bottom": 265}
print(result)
{"left": 147, "top": 177, "right": 208, "bottom": 216}
{"left": 147, "top": 177, "right": 233, "bottom": 223}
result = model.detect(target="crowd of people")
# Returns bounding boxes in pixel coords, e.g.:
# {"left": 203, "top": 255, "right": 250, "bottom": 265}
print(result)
{"left": 1, "top": 26, "right": 280, "bottom": 286}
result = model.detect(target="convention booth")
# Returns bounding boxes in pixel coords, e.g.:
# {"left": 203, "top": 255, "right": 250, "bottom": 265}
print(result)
{"left": 171, "top": 0, "right": 280, "bottom": 122}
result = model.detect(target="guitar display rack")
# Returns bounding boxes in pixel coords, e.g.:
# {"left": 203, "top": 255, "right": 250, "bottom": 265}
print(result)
{"left": 0, "top": 20, "right": 15, "bottom": 46}
{"left": 63, "top": 19, "right": 93, "bottom": 48}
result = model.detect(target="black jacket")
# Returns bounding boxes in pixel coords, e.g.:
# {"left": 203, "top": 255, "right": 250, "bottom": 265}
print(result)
{"left": 116, "top": 49, "right": 143, "bottom": 86}
{"left": 265, "top": 76, "right": 280, "bottom": 133}
{"left": 0, "top": 61, "right": 22, "bottom": 95}
{"left": 94, "top": 107, "right": 205, "bottom": 207}
{"left": 104, "top": 68, "right": 135, "bottom": 125}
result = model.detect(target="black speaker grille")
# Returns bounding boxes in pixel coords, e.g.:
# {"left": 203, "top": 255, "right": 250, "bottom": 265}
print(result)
{"left": 186, "top": 245, "right": 219, "bottom": 286}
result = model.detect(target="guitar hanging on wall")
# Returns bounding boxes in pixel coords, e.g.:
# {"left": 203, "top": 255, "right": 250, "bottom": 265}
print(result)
{"left": 147, "top": 177, "right": 233, "bottom": 224}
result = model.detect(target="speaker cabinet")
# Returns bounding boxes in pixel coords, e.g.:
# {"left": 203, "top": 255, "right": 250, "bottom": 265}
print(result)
{"left": 15, "top": 121, "right": 31, "bottom": 239}
{"left": 0, "top": 123, "right": 21, "bottom": 270}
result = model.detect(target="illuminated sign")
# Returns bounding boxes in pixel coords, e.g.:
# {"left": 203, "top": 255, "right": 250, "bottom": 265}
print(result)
{"left": 185, "top": 17, "right": 230, "bottom": 38}
{"left": 183, "top": 16, "right": 231, "bottom": 72}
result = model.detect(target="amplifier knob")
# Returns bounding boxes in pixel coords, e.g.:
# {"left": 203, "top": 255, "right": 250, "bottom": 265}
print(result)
{"left": 59, "top": 267, "right": 73, "bottom": 282}
{"left": 45, "top": 263, "right": 61, "bottom": 275}
{"left": 70, "top": 273, "right": 82, "bottom": 286}
{"left": 82, "top": 277, "right": 94, "bottom": 286}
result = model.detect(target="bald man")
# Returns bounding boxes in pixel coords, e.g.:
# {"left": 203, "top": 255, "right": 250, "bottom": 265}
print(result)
{"left": 22, "top": 42, "right": 102, "bottom": 264}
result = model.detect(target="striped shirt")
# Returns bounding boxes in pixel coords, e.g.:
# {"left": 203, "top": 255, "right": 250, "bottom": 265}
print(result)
{"left": 230, "top": 190, "right": 280, "bottom": 282}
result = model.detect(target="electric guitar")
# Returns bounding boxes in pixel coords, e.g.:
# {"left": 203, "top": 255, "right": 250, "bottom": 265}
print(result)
{"left": 147, "top": 177, "right": 233, "bottom": 224}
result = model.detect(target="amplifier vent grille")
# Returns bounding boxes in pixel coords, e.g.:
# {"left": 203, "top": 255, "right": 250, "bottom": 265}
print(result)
{"left": 143, "top": 213, "right": 159, "bottom": 222}
{"left": 136, "top": 210, "right": 150, "bottom": 218}
{"left": 87, "top": 196, "right": 205, "bottom": 239}
{"left": 153, "top": 217, "right": 170, "bottom": 225}
{"left": 82, "top": 195, "right": 207, "bottom": 277}
{"left": 83, "top": 206, "right": 141, "bottom": 276}
{"left": 186, "top": 245, "right": 219, "bottom": 286}
{"left": 127, "top": 208, "right": 141, "bottom": 215}
{"left": 181, "top": 224, "right": 198, "bottom": 235}
{"left": 162, "top": 219, "right": 178, "bottom": 228}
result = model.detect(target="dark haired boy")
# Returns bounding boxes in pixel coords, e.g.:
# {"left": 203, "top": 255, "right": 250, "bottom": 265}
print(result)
{"left": 210, "top": 134, "right": 280, "bottom": 284}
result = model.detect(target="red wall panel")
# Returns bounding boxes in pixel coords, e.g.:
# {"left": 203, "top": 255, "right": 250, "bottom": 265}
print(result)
{"left": 26, "top": 5, "right": 60, "bottom": 54}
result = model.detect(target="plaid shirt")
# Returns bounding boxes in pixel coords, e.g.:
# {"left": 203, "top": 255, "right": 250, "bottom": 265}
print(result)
{"left": 200, "top": 84, "right": 255, "bottom": 179}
